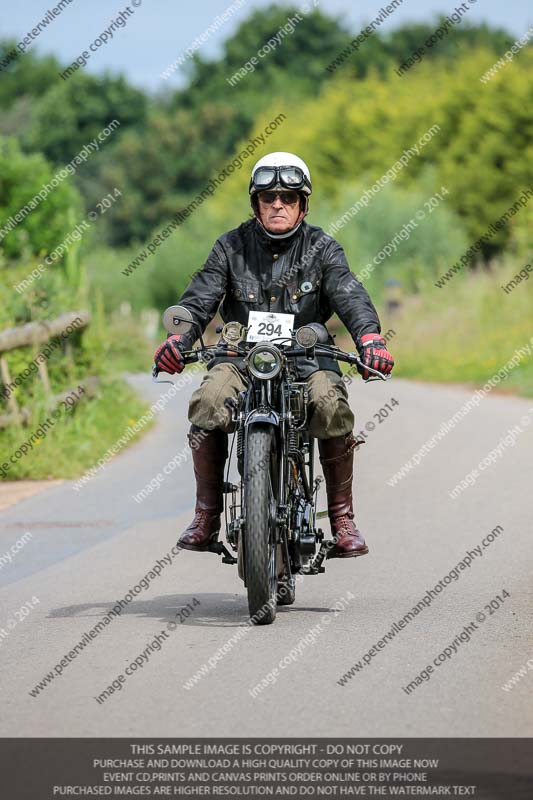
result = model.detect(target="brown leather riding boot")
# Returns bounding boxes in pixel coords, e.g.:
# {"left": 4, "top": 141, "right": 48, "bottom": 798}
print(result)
{"left": 177, "top": 426, "right": 227, "bottom": 552}
{"left": 318, "top": 433, "right": 368, "bottom": 558}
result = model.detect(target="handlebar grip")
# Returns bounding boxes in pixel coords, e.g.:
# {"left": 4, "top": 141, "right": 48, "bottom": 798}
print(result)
{"left": 332, "top": 351, "right": 389, "bottom": 382}
{"left": 152, "top": 350, "right": 197, "bottom": 378}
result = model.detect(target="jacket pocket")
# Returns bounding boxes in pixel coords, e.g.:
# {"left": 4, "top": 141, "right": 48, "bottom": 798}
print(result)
{"left": 286, "top": 268, "right": 322, "bottom": 310}
{"left": 230, "top": 278, "right": 263, "bottom": 304}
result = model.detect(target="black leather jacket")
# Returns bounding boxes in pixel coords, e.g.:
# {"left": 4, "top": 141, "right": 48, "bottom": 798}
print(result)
{"left": 178, "top": 218, "right": 381, "bottom": 379}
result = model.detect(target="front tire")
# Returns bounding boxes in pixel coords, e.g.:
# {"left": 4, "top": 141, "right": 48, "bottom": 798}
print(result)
{"left": 244, "top": 426, "right": 277, "bottom": 625}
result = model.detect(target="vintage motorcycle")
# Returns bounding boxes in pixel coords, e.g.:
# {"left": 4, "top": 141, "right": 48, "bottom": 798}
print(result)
{"left": 154, "top": 305, "right": 386, "bottom": 625}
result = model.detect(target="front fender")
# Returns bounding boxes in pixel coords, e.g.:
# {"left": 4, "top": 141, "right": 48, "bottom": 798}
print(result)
{"left": 244, "top": 408, "right": 279, "bottom": 429}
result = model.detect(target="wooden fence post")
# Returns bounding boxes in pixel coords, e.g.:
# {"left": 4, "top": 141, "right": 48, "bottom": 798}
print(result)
{"left": 0, "top": 355, "right": 21, "bottom": 422}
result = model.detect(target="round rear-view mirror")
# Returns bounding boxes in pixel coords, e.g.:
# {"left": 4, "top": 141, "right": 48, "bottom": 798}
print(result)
{"left": 162, "top": 305, "right": 193, "bottom": 335}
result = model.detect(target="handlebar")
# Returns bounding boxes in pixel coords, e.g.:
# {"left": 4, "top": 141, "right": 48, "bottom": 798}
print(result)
{"left": 153, "top": 340, "right": 389, "bottom": 382}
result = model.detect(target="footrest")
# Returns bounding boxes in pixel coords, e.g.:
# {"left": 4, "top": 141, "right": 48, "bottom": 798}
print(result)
{"left": 301, "top": 540, "right": 338, "bottom": 573}
{"left": 207, "top": 540, "right": 237, "bottom": 564}
{"left": 301, "top": 564, "right": 326, "bottom": 575}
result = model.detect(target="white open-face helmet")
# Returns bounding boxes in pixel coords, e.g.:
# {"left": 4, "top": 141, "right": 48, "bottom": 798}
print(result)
{"left": 249, "top": 152, "right": 312, "bottom": 240}
{"left": 249, "top": 152, "right": 312, "bottom": 197}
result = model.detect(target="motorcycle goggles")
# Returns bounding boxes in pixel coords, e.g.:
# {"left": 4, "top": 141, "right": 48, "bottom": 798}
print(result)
{"left": 250, "top": 165, "right": 311, "bottom": 194}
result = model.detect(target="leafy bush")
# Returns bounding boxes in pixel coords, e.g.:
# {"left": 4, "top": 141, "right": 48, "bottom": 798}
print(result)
{"left": 0, "top": 138, "right": 82, "bottom": 259}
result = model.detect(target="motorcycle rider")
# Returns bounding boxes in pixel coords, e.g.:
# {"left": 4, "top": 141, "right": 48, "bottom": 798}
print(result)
{"left": 154, "top": 152, "right": 394, "bottom": 558}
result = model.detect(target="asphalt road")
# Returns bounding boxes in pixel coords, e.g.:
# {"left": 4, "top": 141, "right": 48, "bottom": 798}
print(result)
{"left": 0, "top": 372, "right": 532, "bottom": 737}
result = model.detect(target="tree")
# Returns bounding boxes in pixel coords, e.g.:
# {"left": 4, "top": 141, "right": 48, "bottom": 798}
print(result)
{"left": 25, "top": 72, "right": 147, "bottom": 165}
{"left": 240, "top": 46, "right": 532, "bottom": 255}
{"left": 174, "top": 4, "right": 351, "bottom": 114}
{"left": 86, "top": 103, "right": 249, "bottom": 245}
{"left": 0, "top": 40, "right": 61, "bottom": 110}
{"left": 0, "top": 137, "right": 81, "bottom": 259}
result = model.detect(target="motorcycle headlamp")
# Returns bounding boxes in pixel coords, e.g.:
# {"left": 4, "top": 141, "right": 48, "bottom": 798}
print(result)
{"left": 250, "top": 165, "right": 311, "bottom": 194}
{"left": 247, "top": 345, "right": 283, "bottom": 380}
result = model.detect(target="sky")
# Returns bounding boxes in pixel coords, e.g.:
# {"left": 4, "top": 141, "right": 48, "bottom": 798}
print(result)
{"left": 1, "top": 0, "right": 531, "bottom": 91}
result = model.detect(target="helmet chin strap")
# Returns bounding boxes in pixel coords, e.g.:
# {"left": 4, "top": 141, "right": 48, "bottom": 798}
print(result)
{"left": 253, "top": 195, "right": 308, "bottom": 241}
{"left": 256, "top": 217, "right": 305, "bottom": 240}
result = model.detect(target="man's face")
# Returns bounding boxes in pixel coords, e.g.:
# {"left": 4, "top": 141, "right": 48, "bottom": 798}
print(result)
{"left": 257, "top": 190, "right": 302, "bottom": 234}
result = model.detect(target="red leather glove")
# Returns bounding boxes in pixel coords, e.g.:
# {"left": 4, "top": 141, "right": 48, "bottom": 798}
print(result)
{"left": 154, "top": 334, "right": 185, "bottom": 374}
{"left": 358, "top": 333, "right": 394, "bottom": 379}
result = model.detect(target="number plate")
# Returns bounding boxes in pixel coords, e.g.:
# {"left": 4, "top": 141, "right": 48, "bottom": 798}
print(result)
{"left": 246, "top": 311, "right": 295, "bottom": 343}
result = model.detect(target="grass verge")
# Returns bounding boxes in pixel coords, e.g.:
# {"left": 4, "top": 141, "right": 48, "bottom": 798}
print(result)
{"left": 0, "top": 379, "right": 152, "bottom": 480}
{"left": 339, "top": 258, "right": 533, "bottom": 397}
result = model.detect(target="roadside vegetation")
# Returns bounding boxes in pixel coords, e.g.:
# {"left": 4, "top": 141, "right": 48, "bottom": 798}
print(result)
{"left": 1, "top": 6, "right": 531, "bottom": 479}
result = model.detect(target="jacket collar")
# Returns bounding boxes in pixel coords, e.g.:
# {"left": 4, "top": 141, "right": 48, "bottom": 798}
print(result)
{"left": 253, "top": 218, "right": 304, "bottom": 254}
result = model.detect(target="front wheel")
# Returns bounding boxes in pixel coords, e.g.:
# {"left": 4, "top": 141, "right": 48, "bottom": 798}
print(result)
{"left": 244, "top": 426, "right": 278, "bottom": 625}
